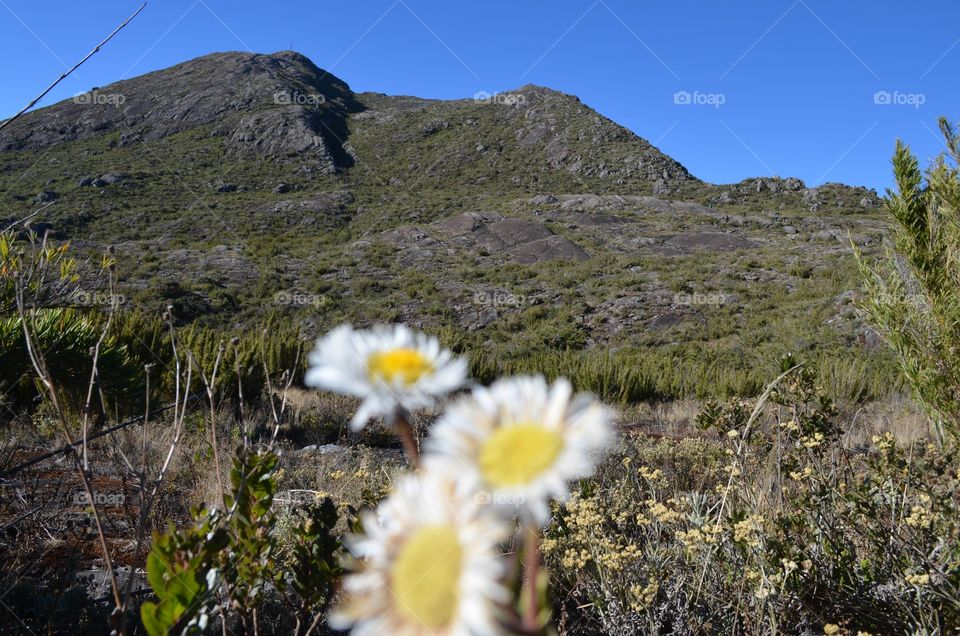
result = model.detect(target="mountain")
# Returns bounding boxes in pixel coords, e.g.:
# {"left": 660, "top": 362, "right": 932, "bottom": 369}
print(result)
{"left": 0, "top": 52, "right": 361, "bottom": 170}
{"left": 0, "top": 51, "right": 889, "bottom": 372}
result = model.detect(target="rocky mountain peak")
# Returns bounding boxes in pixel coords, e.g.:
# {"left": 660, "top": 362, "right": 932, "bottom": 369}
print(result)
{"left": 0, "top": 51, "right": 362, "bottom": 173}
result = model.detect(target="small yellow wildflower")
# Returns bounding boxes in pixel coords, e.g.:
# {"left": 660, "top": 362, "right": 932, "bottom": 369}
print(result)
{"left": 802, "top": 432, "right": 825, "bottom": 448}
{"left": 644, "top": 499, "right": 682, "bottom": 524}
{"left": 755, "top": 585, "right": 773, "bottom": 600}
{"left": 906, "top": 506, "right": 932, "bottom": 529}
{"left": 872, "top": 431, "right": 895, "bottom": 451}
{"left": 628, "top": 581, "right": 659, "bottom": 612}
{"left": 733, "top": 514, "right": 764, "bottom": 547}
{"left": 905, "top": 573, "right": 931, "bottom": 586}
{"left": 637, "top": 466, "right": 663, "bottom": 481}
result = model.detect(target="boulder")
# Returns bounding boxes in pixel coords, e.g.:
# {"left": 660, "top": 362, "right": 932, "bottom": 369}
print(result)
{"left": 99, "top": 172, "right": 127, "bottom": 184}
{"left": 507, "top": 235, "right": 589, "bottom": 264}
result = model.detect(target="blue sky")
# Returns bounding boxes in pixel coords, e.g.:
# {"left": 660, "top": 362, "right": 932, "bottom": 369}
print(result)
{"left": 1, "top": 0, "right": 957, "bottom": 192}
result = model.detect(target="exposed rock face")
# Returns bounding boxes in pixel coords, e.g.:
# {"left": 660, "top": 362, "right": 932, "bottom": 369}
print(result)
{"left": 227, "top": 107, "right": 338, "bottom": 170}
{"left": 707, "top": 177, "right": 881, "bottom": 211}
{"left": 0, "top": 51, "right": 362, "bottom": 173}
{"left": 99, "top": 172, "right": 127, "bottom": 184}
{"left": 487, "top": 218, "right": 555, "bottom": 247}
{"left": 660, "top": 230, "right": 758, "bottom": 254}
{"left": 0, "top": 49, "right": 887, "bottom": 344}
{"left": 508, "top": 85, "right": 694, "bottom": 186}
{"left": 508, "top": 235, "right": 589, "bottom": 264}
{"left": 350, "top": 83, "right": 698, "bottom": 193}
{"left": 435, "top": 211, "right": 503, "bottom": 235}
{"left": 433, "top": 212, "right": 589, "bottom": 263}
{"left": 568, "top": 212, "right": 631, "bottom": 226}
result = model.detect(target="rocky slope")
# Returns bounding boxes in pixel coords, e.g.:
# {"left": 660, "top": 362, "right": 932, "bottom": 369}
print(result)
{"left": 0, "top": 50, "right": 888, "bottom": 367}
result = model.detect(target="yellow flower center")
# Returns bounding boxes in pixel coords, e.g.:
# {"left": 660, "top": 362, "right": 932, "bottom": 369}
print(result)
{"left": 367, "top": 348, "right": 432, "bottom": 385}
{"left": 391, "top": 525, "right": 463, "bottom": 628}
{"left": 479, "top": 423, "right": 565, "bottom": 487}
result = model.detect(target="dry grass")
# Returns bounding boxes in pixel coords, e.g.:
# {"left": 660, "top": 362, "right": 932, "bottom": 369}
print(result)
{"left": 840, "top": 395, "right": 932, "bottom": 448}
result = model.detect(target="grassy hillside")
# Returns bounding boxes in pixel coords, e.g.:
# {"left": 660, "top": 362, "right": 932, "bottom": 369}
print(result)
{"left": 0, "top": 51, "right": 895, "bottom": 403}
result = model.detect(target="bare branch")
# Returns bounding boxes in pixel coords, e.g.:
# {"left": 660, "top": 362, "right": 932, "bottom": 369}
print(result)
{"left": 1, "top": 201, "right": 57, "bottom": 234}
{"left": 0, "top": 3, "right": 147, "bottom": 131}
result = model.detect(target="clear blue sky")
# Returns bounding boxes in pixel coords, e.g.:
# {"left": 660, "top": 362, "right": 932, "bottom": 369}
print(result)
{"left": 1, "top": 0, "right": 957, "bottom": 192}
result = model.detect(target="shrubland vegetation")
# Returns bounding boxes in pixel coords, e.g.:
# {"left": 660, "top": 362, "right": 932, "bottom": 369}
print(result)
{"left": 1, "top": 120, "right": 959, "bottom": 635}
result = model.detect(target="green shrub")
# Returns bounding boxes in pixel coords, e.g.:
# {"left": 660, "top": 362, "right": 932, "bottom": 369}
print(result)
{"left": 142, "top": 445, "right": 343, "bottom": 636}
{"left": 0, "top": 308, "right": 142, "bottom": 415}
{"left": 110, "top": 311, "right": 306, "bottom": 407}
{"left": 545, "top": 360, "right": 960, "bottom": 634}
{"left": 856, "top": 118, "right": 960, "bottom": 436}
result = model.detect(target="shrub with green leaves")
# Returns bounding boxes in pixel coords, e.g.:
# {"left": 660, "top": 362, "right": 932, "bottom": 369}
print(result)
{"left": 110, "top": 310, "right": 306, "bottom": 407}
{"left": 141, "top": 445, "right": 343, "bottom": 636}
{"left": 856, "top": 117, "right": 960, "bottom": 435}
{"left": 0, "top": 230, "right": 143, "bottom": 416}
{"left": 545, "top": 359, "right": 960, "bottom": 635}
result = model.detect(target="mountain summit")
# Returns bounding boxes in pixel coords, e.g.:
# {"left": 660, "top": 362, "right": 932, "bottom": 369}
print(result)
{"left": 1, "top": 51, "right": 362, "bottom": 174}
{"left": 0, "top": 50, "right": 881, "bottom": 347}
{"left": 1, "top": 50, "right": 696, "bottom": 191}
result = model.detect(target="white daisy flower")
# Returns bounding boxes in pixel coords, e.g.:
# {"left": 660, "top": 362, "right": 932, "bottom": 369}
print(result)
{"left": 424, "top": 375, "right": 616, "bottom": 525}
{"left": 330, "top": 468, "right": 511, "bottom": 636}
{"left": 304, "top": 324, "right": 468, "bottom": 430}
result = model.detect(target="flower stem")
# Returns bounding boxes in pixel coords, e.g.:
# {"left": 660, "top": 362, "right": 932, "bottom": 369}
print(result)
{"left": 522, "top": 523, "right": 541, "bottom": 632}
{"left": 393, "top": 409, "right": 420, "bottom": 468}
